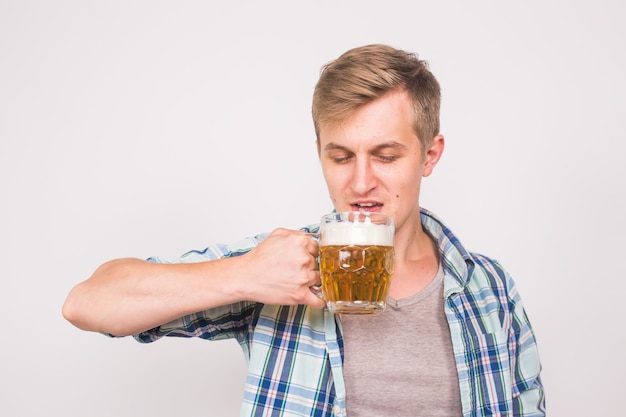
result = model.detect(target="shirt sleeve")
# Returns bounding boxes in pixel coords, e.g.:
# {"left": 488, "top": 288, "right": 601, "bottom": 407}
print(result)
{"left": 132, "top": 232, "right": 270, "bottom": 346}
{"left": 499, "top": 264, "right": 546, "bottom": 416}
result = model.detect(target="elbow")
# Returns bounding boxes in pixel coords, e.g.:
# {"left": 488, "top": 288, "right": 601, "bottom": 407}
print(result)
{"left": 62, "top": 284, "right": 90, "bottom": 330}
{"left": 62, "top": 259, "right": 145, "bottom": 335}
{"left": 61, "top": 260, "right": 120, "bottom": 330}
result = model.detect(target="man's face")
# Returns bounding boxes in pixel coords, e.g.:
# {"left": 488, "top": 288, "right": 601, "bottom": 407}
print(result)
{"left": 318, "top": 89, "right": 442, "bottom": 234}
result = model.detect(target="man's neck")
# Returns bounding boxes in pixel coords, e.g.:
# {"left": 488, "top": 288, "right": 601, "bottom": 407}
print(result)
{"left": 389, "top": 213, "right": 440, "bottom": 299}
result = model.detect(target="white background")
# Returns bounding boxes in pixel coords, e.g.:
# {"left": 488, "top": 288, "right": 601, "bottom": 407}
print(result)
{"left": 1, "top": 1, "right": 624, "bottom": 416}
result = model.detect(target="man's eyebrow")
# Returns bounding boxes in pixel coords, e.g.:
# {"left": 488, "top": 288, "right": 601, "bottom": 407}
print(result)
{"left": 323, "top": 142, "right": 351, "bottom": 152}
{"left": 370, "top": 141, "right": 407, "bottom": 152}
{"left": 323, "top": 141, "right": 408, "bottom": 152}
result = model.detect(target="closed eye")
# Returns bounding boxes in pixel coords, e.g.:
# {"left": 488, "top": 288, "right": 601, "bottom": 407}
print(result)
{"left": 376, "top": 154, "right": 398, "bottom": 163}
{"left": 331, "top": 154, "right": 353, "bottom": 164}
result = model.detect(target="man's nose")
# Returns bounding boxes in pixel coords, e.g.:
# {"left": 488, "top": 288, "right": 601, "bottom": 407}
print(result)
{"left": 350, "top": 158, "right": 377, "bottom": 195}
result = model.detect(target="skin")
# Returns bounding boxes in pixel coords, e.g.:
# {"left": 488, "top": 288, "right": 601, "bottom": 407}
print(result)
{"left": 62, "top": 229, "right": 325, "bottom": 336}
{"left": 62, "top": 88, "right": 444, "bottom": 336}
{"left": 318, "top": 89, "right": 445, "bottom": 298}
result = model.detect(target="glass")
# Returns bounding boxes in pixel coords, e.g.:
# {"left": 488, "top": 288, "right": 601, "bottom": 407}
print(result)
{"left": 319, "top": 211, "right": 395, "bottom": 314}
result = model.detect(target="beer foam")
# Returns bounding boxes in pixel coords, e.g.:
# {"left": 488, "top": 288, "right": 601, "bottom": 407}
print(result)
{"left": 320, "top": 221, "right": 394, "bottom": 246}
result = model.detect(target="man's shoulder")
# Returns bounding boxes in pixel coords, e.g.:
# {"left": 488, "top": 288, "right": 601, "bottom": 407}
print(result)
{"left": 460, "top": 251, "right": 522, "bottom": 305}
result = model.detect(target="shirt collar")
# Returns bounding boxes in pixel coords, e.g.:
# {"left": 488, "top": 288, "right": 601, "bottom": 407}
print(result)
{"left": 419, "top": 207, "right": 474, "bottom": 291}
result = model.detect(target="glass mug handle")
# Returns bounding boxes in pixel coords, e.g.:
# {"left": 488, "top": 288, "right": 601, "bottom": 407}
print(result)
{"left": 310, "top": 284, "right": 324, "bottom": 299}
{"left": 308, "top": 233, "right": 325, "bottom": 299}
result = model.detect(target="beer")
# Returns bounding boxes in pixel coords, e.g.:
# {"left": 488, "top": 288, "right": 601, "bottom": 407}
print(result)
{"left": 320, "top": 244, "right": 394, "bottom": 313}
{"left": 319, "top": 212, "right": 395, "bottom": 314}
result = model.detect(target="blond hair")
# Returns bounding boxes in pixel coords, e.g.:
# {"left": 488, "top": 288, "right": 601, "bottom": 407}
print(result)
{"left": 312, "top": 44, "right": 441, "bottom": 154}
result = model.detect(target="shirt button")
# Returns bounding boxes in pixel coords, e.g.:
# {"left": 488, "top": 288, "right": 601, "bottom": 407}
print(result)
{"left": 332, "top": 405, "right": 342, "bottom": 414}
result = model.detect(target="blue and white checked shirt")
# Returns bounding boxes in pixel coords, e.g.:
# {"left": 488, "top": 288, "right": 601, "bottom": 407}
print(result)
{"left": 136, "top": 209, "right": 545, "bottom": 416}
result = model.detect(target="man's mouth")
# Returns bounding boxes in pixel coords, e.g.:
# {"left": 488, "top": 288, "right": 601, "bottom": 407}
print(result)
{"left": 351, "top": 202, "right": 383, "bottom": 211}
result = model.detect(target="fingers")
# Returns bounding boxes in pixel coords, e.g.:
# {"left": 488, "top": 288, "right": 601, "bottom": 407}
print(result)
{"left": 303, "top": 236, "right": 322, "bottom": 308}
{"left": 294, "top": 231, "right": 319, "bottom": 272}
{"left": 305, "top": 270, "right": 325, "bottom": 309}
{"left": 304, "top": 232, "right": 320, "bottom": 257}
{"left": 307, "top": 269, "right": 321, "bottom": 286}
{"left": 257, "top": 228, "right": 325, "bottom": 309}
{"left": 269, "top": 229, "right": 319, "bottom": 257}
{"left": 304, "top": 234, "right": 325, "bottom": 309}
{"left": 309, "top": 255, "right": 319, "bottom": 273}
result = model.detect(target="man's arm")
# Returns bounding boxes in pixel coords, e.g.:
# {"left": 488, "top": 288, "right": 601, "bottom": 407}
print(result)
{"left": 62, "top": 228, "right": 325, "bottom": 337}
{"left": 510, "top": 299, "right": 546, "bottom": 416}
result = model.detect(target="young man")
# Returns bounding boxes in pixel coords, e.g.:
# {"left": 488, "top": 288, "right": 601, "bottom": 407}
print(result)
{"left": 63, "top": 44, "right": 545, "bottom": 416}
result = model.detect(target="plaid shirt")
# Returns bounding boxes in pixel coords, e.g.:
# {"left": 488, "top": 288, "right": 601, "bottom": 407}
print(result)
{"left": 137, "top": 209, "right": 545, "bottom": 416}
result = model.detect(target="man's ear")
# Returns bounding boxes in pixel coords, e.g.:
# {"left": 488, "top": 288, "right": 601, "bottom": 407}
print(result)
{"left": 422, "top": 134, "right": 444, "bottom": 177}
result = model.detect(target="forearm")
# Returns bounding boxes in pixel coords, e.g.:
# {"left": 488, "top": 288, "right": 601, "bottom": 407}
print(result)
{"left": 62, "top": 228, "right": 324, "bottom": 337}
{"left": 62, "top": 257, "right": 246, "bottom": 337}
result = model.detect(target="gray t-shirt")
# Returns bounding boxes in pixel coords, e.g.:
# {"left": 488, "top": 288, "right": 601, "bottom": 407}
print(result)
{"left": 340, "top": 266, "right": 462, "bottom": 416}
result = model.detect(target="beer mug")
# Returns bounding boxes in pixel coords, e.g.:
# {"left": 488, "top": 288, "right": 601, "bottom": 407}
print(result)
{"left": 318, "top": 211, "right": 395, "bottom": 314}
